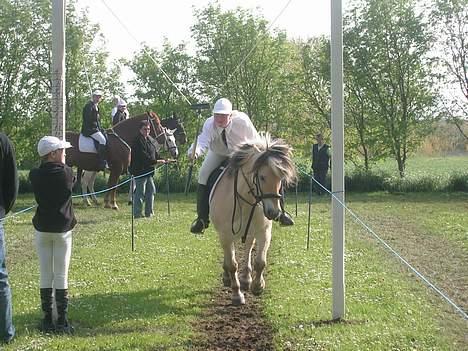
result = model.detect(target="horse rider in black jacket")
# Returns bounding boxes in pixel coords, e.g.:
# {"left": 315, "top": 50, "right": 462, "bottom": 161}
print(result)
{"left": 81, "top": 89, "right": 107, "bottom": 170}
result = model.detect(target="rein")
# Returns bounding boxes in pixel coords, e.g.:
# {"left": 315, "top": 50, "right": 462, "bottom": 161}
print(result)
{"left": 231, "top": 168, "right": 282, "bottom": 243}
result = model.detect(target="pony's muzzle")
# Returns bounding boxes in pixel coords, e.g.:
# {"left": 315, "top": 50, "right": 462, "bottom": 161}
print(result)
{"left": 262, "top": 199, "right": 281, "bottom": 220}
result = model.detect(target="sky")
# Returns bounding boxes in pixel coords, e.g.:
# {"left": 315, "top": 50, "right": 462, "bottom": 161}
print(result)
{"left": 75, "top": 0, "right": 332, "bottom": 61}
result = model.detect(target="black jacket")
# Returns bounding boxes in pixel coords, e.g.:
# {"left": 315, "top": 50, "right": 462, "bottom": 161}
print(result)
{"left": 112, "top": 109, "right": 127, "bottom": 126}
{"left": 130, "top": 134, "right": 159, "bottom": 176}
{"left": 312, "top": 143, "right": 330, "bottom": 172}
{"left": 29, "top": 162, "right": 77, "bottom": 232}
{"left": 81, "top": 100, "right": 102, "bottom": 136}
{"left": 0, "top": 133, "right": 18, "bottom": 219}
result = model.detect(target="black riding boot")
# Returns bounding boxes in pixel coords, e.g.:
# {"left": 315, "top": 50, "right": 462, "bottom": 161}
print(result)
{"left": 39, "top": 288, "right": 54, "bottom": 333}
{"left": 278, "top": 189, "right": 294, "bottom": 226}
{"left": 96, "top": 144, "right": 107, "bottom": 170}
{"left": 190, "top": 184, "right": 210, "bottom": 234}
{"left": 55, "top": 289, "right": 74, "bottom": 334}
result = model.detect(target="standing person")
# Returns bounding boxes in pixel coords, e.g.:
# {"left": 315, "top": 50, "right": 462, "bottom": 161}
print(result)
{"left": 311, "top": 133, "right": 331, "bottom": 195}
{"left": 82, "top": 89, "right": 107, "bottom": 170}
{"left": 110, "top": 95, "right": 120, "bottom": 122}
{"left": 112, "top": 98, "right": 129, "bottom": 126}
{"left": 130, "top": 121, "right": 163, "bottom": 218}
{"left": 29, "top": 136, "right": 76, "bottom": 334}
{"left": 0, "top": 133, "right": 18, "bottom": 344}
{"left": 188, "top": 97, "right": 294, "bottom": 234}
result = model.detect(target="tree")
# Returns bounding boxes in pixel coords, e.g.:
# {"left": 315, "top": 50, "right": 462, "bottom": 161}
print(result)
{"left": 345, "top": 0, "right": 437, "bottom": 177}
{"left": 0, "top": 0, "right": 121, "bottom": 165}
{"left": 191, "top": 2, "right": 291, "bottom": 134}
{"left": 431, "top": 0, "right": 468, "bottom": 140}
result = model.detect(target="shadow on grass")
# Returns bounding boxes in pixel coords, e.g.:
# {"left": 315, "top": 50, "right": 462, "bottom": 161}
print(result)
{"left": 14, "top": 287, "right": 212, "bottom": 337}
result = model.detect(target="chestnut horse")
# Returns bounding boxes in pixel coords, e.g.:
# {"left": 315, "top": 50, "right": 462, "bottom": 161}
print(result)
{"left": 66, "top": 112, "right": 173, "bottom": 209}
{"left": 210, "top": 134, "right": 296, "bottom": 305}
{"left": 79, "top": 116, "right": 186, "bottom": 206}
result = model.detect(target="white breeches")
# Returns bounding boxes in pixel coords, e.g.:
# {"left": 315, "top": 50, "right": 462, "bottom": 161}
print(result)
{"left": 198, "top": 150, "right": 228, "bottom": 185}
{"left": 90, "top": 132, "right": 106, "bottom": 145}
{"left": 35, "top": 230, "right": 72, "bottom": 289}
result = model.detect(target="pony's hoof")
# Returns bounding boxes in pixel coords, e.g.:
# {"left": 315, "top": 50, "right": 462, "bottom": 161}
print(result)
{"left": 92, "top": 199, "right": 99, "bottom": 206}
{"left": 104, "top": 203, "right": 112, "bottom": 209}
{"left": 251, "top": 282, "right": 265, "bottom": 296}
{"left": 240, "top": 280, "right": 252, "bottom": 292}
{"left": 112, "top": 205, "right": 119, "bottom": 210}
{"left": 232, "top": 294, "right": 245, "bottom": 306}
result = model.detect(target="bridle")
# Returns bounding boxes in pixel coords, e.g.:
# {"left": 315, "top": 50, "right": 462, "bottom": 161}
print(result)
{"left": 231, "top": 167, "right": 282, "bottom": 243}
{"left": 146, "top": 114, "right": 177, "bottom": 155}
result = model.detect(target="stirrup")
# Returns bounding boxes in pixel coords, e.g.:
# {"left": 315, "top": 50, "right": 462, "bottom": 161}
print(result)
{"left": 190, "top": 218, "right": 208, "bottom": 234}
{"left": 278, "top": 212, "right": 294, "bottom": 226}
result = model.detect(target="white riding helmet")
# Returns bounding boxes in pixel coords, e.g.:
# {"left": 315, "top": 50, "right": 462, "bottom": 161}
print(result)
{"left": 213, "top": 98, "right": 232, "bottom": 115}
{"left": 92, "top": 89, "right": 103, "bottom": 97}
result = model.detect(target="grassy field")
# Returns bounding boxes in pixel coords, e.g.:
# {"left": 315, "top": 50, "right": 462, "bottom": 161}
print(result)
{"left": 2, "top": 191, "right": 467, "bottom": 350}
{"left": 357, "top": 154, "right": 468, "bottom": 176}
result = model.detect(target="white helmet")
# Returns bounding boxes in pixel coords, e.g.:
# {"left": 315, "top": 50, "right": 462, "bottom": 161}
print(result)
{"left": 213, "top": 98, "right": 232, "bottom": 115}
{"left": 92, "top": 89, "right": 103, "bottom": 97}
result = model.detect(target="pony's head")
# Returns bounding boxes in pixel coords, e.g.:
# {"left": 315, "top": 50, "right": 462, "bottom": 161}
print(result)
{"left": 229, "top": 133, "right": 296, "bottom": 220}
{"left": 142, "top": 112, "right": 179, "bottom": 159}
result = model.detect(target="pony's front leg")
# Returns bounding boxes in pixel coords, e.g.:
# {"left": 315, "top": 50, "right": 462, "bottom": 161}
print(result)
{"left": 90, "top": 172, "right": 99, "bottom": 205}
{"left": 222, "top": 242, "right": 245, "bottom": 305}
{"left": 251, "top": 230, "right": 271, "bottom": 296}
{"left": 239, "top": 237, "right": 255, "bottom": 292}
{"left": 81, "top": 174, "right": 91, "bottom": 206}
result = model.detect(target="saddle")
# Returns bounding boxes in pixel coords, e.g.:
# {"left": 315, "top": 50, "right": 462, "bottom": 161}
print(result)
{"left": 207, "top": 160, "right": 229, "bottom": 203}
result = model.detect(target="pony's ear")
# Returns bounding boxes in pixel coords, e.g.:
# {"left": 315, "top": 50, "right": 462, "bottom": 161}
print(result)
{"left": 169, "top": 128, "right": 177, "bottom": 134}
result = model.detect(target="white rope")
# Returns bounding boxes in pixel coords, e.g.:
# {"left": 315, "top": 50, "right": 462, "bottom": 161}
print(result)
{"left": 100, "top": 0, "right": 192, "bottom": 107}
{"left": 298, "top": 168, "right": 468, "bottom": 320}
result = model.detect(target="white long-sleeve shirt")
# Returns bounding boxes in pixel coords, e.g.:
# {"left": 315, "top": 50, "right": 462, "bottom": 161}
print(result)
{"left": 188, "top": 110, "right": 259, "bottom": 157}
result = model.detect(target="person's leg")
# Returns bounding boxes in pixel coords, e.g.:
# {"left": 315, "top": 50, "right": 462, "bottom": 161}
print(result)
{"left": 133, "top": 177, "right": 146, "bottom": 218}
{"left": 316, "top": 169, "right": 327, "bottom": 195}
{"left": 191, "top": 151, "right": 227, "bottom": 233}
{"left": 53, "top": 231, "right": 73, "bottom": 334}
{"left": 90, "top": 132, "right": 107, "bottom": 170}
{"left": 0, "top": 224, "right": 14, "bottom": 343}
{"left": 144, "top": 176, "right": 156, "bottom": 217}
{"left": 35, "top": 231, "right": 54, "bottom": 332}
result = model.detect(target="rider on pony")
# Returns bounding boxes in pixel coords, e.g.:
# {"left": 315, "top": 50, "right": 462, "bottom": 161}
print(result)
{"left": 187, "top": 97, "right": 294, "bottom": 234}
{"left": 81, "top": 89, "right": 107, "bottom": 170}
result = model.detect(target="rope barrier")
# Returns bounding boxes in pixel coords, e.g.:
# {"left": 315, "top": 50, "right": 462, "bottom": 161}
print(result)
{"left": 297, "top": 168, "right": 468, "bottom": 320}
{"left": 0, "top": 167, "right": 162, "bottom": 224}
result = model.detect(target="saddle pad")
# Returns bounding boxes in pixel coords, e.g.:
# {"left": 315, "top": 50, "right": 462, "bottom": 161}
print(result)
{"left": 78, "top": 134, "right": 97, "bottom": 153}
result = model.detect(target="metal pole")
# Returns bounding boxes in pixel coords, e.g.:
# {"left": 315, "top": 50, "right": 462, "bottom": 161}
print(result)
{"left": 331, "top": 0, "right": 345, "bottom": 320}
{"left": 131, "top": 176, "right": 135, "bottom": 251}
{"left": 307, "top": 173, "right": 313, "bottom": 250}
{"left": 295, "top": 182, "right": 298, "bottom": 217}
{"left": 51, "top": 0, "right": 66, "bottom": 139}
{"left": 165, "top": 162, "right": 170, "bottom": 215}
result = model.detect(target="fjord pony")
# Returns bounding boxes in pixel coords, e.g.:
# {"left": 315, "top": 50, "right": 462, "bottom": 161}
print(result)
{"left": 66, "top": 112, "right": 175, "bottom": 209}
{"left": 210, "top": 134, "right": 296, "bottom": 305}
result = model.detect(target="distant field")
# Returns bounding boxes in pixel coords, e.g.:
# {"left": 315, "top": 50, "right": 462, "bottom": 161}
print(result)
{"left": 364, "top": 154, "right": 468, "bottom": 176}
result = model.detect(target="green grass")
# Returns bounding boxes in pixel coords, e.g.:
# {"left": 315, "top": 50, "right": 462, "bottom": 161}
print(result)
{"left": 3, "top": 192, "right": 467, "bottom": 350}
{"left": 370, "top": 155, "right": 468, "bottom": 177}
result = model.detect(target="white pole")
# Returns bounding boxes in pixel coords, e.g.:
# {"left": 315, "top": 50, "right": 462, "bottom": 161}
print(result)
{"left": 51, "top": 0, "right": 66, "bottom": 139}
{"left": 331, "top": 0, "right": 345, "bottom": 319}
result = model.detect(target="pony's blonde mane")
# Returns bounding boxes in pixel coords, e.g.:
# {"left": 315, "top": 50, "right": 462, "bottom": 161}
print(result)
{"left": 228, "top": 133, "right": 297, "bottom": 186}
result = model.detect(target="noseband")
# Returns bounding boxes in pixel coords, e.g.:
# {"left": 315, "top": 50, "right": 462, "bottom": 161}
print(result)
{"left": 232, "top": 168, "right": 282, "bottom": 243}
